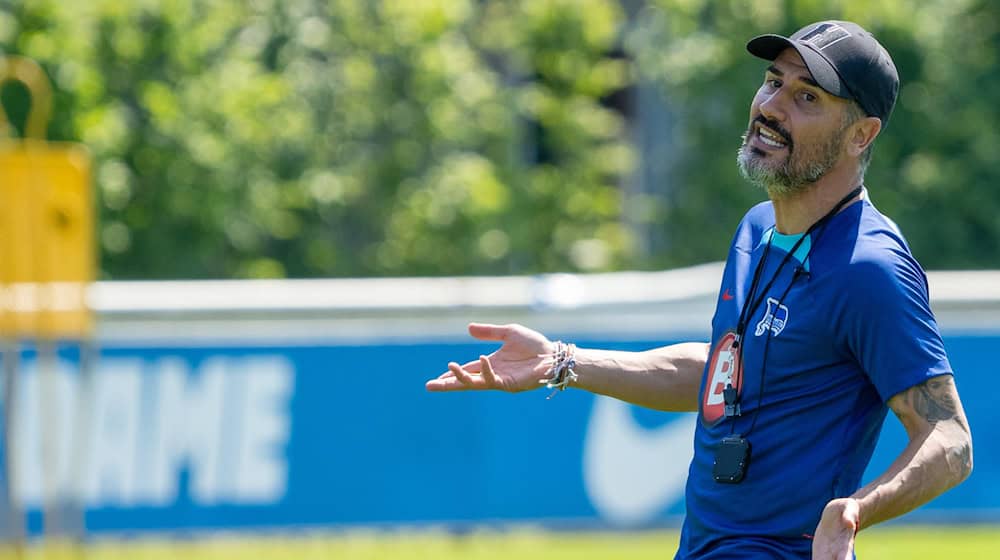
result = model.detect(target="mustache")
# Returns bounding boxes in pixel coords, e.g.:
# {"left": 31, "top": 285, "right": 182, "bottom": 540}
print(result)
{"left": 751, "top": 115, "right": 793, "bottom": 146}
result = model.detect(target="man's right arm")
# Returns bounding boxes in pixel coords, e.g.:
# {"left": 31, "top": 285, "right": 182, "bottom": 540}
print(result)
{"left": 426, "top": 323, "right": 707, "bottom": 413}
{"left": 573, "top": 343, "right": 708, "bottom": 412}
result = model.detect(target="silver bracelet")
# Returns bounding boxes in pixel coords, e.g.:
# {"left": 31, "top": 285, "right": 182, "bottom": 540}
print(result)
{"left": 539, "top": 341, "right": 577, "bottom": 399}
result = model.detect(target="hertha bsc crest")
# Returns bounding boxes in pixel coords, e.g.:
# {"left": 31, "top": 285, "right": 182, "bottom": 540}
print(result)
{"left": 755, "top": 297, "right": 789, "bottom": 337}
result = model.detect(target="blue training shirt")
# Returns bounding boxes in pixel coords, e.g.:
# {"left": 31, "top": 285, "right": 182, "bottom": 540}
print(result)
{"left": 677, "top": 193, "right": 952, "bottom": 559}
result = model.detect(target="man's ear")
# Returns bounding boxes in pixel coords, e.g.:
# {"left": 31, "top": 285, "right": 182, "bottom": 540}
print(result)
{"left": 849, "top": 116, "right": 882, "bottom": 157}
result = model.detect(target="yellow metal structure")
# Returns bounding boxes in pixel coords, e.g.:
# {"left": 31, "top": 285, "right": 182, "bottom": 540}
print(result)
{"left": 0, "top": 56, "right": 94, "bottom": 339}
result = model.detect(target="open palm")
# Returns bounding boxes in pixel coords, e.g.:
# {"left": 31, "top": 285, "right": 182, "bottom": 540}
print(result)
{"left": 425, "top": 323, "right": 555, "bottom": 393}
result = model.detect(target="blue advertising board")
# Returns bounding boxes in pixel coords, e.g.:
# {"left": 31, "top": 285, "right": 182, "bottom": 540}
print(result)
{"left": 2, "top": 334, "right": 996, "bottom": 534}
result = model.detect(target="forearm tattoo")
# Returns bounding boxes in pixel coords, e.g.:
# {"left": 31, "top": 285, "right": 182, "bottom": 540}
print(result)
{"left": 900, "top": 376, "right": 972, "bottom": 480}
{"left": 904, "top": 376, "right": 967, "bottom": 432}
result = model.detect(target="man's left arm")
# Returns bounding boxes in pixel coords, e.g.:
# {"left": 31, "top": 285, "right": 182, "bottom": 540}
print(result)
{"left": 812, "top": 374, "right": 973, "bottom": 559}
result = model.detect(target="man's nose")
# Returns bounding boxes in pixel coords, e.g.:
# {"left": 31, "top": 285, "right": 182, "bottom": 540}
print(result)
{"left": 758, "top": 90, "right": 787, "bottom": 123}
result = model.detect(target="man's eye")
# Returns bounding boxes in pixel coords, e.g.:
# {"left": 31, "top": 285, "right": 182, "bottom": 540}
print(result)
{"left": 802, "top": 92, "right": 817, "bottom": 102}
{"left": 767, "top": 79, "right": 781, "bottom": 88}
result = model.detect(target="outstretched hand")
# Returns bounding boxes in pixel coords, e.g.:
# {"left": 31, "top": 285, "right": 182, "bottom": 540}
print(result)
{"left": 425, "top": 323, "right": 555, "bottom": 393}
{"left": 812, "top": 497, "right": 860, "bottom": 560}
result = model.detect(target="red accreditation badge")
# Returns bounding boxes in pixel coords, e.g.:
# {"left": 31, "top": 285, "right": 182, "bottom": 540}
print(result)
{"left": 701, "top": 332, "right": 741, "bottom": 425}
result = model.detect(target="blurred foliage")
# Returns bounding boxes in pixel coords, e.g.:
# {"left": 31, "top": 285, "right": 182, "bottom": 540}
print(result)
{"left": 0, "top": 0, "right": 632, "bottom": 278}
{"left": 629, "top": 0, "right": 1000, "bottom": 269}
{"left": 0, "top": 0, "right": 995, "bottom": 278}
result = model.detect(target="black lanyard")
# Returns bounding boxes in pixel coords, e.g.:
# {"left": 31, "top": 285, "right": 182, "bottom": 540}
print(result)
{"left": 722, "top": 185, "right": 864, "bottom": 420}
{"left": 733, "top": 185, "right": 864, "bottom": 349}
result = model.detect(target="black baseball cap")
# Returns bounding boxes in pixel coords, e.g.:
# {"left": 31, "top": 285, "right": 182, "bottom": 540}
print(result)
{"left": 747, "top": 21, "right": 899, "bottom": 125}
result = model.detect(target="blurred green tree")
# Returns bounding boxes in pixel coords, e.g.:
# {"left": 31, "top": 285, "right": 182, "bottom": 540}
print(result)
{"left": 628, "top": 0, "right": 1000, "bottom": 269}
{"left": 0, "top": 0, "right": 633, "bottom": 278}
{"left": 0, "top": 0, "right": 995, "bottom": 278}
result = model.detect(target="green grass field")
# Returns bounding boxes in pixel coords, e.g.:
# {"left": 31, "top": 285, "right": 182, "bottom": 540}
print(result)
{"left": 3, "top": 526, "right": 1000, "bottom": 559}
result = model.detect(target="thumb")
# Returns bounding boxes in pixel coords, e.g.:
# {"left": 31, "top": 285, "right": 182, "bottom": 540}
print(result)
{"left": 467, "top": 322, "right": 509, "bottom": 342}
{"left": 842, "top": 498, "right": 860, "bottom": 532}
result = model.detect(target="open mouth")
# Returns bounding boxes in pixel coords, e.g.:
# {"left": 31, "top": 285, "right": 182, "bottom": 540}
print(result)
{"left": 756, "top": 124, "right": 789, "bottom": 149}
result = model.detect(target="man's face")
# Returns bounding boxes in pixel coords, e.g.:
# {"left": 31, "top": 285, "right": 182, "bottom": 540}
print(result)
{"left": 737, "top": 48, "right": 854, "bottom": 195}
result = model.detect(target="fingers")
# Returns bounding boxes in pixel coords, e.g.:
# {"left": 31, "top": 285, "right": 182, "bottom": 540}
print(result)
{"left": 425, "top": 376, "right": 470, "bottom": 391}
{"left": 434, "top": 358, "right": 480, "bottom": 380}
{"left": 425, "top": 361, "right": 490, "bottom": 392}
{"left": 449, "top": 361, "right": 478, "bottom": 385}
{"left": 479, "top": 355, "right": 504, "bottom": 390}
{"left": 467, "top": 323, "right": 509, "bottom": 342}
{"left": 460, "top": 358, "right": 482, "bottom": 373}
{"left": 426, "top": 377, "right": 476, "bottom": 392}
{"left": 842, "top": 498, "right": 860, "bottom": 533}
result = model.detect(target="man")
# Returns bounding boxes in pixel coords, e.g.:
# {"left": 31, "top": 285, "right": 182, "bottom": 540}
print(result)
{"left": 426, "top": 20, "right": 972, "bottom": 560}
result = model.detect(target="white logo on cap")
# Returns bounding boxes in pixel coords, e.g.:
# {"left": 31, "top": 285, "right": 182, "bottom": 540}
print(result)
{"left": 800, "top": 22, "right": 852, "bottom": 50}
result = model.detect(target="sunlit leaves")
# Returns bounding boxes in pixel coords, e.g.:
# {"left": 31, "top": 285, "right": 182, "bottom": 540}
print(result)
{"left": 0, "top": 0, "right": 630, "bottom": 279}
{"left": 6, "top": 0, "right": 989, "bottom": 278}
{"left": 631, "top": 0, "right": 1000, "bottom": 268}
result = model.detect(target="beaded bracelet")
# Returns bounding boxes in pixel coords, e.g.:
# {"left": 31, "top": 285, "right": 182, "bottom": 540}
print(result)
{"left": 539, "top": 340, "right": 578, "bottom": 399}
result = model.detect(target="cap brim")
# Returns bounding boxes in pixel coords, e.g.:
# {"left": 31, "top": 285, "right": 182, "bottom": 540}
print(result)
{"left": 746, "top": 34, "right": 853, "bottom": 100}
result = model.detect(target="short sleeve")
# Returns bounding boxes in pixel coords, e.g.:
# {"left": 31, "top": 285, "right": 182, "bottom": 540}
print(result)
{"left": 841, "top": 247, "right": 952, "bottom": 402}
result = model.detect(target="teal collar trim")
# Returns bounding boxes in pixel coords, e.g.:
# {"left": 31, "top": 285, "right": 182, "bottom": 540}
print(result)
{"left": 760, "top": 228, "right": 811, "bottom": 271}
